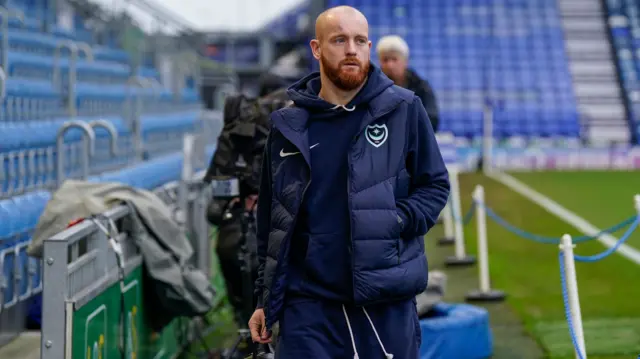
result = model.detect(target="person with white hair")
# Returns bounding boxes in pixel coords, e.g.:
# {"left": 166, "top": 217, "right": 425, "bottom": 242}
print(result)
{"left": 377, "top": 35, "right": 440, "bottom": 132}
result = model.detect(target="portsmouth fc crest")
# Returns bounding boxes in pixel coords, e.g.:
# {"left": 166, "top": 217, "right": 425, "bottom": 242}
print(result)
{"left": 365, "top": 124, "right": 388, "bottom": 148}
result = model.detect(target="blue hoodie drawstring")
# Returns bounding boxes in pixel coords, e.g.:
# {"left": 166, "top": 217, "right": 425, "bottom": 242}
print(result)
{"left": 330, "top": 104, "right": 356, "bottom": 112}
{"left": 342, "top": 304, "right": 394, "bottom": 359}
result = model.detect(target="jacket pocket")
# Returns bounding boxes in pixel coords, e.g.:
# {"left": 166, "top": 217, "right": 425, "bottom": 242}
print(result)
{"left": 394, "top": 211, "right": 404, "bottom": 264}
{"left": 398, "top": 234, "right": 424, "bottom": 266}
{"left": 395, "top": 211, "right": 405, "bottom": 236}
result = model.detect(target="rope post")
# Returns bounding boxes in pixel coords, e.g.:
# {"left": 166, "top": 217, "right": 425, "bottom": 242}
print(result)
{"left": 466, "top": 185, "right": 506, "bottom": 302}
{"left": 437, "top": 200, "right": 455, "bottom": 245}
{"left": 559, "top": 234, "right": 587, "bottom": 359}
{"left": 436, "top": 131, "right": 460, "bottom": 246}
{"left": 481, "top": 102, "right": 494, "bottom": 174}
{"left": 445, "top": 168, "right": 476, "bottom": 266}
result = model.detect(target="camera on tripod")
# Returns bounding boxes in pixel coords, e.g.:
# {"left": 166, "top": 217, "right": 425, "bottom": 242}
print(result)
{"left": 210, "top": 172, "right": 272, "bottom": 359}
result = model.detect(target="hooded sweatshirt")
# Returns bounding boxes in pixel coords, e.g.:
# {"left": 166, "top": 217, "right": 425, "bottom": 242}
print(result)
{"left": 285, "top": 66, "right": 394, "bottom": 302}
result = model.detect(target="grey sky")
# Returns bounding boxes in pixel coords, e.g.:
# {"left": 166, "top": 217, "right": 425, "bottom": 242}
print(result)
{"left": 90, "top": 0, "right": 306, "bottom": 32}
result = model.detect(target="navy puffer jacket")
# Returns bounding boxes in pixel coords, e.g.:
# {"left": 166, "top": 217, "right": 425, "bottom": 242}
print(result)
{"left": 254, "top": 66, "right": 450, "bottom": 329}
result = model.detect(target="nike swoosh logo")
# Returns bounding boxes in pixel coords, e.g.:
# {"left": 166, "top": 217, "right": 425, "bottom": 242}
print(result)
{"left": 280, "top": 149, "right": 300, "bottom": 157}
{"left": 280, "top": 143, "right": 320, "bottom": 158}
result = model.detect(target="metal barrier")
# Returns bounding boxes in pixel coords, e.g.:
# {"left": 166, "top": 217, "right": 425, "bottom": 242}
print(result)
{"left": 40, "top": 134, "right": 211, "bottom": 359}
{"left": 0, "top": 239, "right": 42, "bottom": 312}
{"left": 0, "top": 134, "right": 217, "bottom": 342}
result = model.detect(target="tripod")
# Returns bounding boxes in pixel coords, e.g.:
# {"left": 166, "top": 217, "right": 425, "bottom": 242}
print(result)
{"left": 215, "top": 175, "right": 273, "bottom": 359}
{"left": 221, "top": 191, "right": 258, "bottom": 359}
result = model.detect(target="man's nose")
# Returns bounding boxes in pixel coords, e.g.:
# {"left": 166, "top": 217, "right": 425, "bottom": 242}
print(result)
{"left": 345, "top": 40, "right": 357, "bottom": 55}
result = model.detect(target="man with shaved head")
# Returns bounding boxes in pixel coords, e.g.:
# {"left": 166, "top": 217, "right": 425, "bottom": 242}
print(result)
{"left": 249, "top": 5, "right": 450, "bottom": 359}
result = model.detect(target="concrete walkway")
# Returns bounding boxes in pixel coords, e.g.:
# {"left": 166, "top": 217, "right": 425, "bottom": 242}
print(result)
{"left": 0, "top": 331, "right": 41, "bottom": 359}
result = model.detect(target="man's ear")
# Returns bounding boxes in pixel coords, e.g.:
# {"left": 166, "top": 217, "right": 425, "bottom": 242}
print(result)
{"left": 310, "top": 39, "right": 321, "bottom": 60}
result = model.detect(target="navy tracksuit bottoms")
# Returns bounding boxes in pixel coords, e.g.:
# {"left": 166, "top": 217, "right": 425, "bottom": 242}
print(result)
{"left": 275, "top": 296, "right": 421, "bottom": 359}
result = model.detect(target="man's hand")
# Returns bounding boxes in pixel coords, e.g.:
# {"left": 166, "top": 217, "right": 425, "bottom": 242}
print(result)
{"left": 228, "top": 195, "right": 258, "bottom": 212}
{"left": 249, "top": 309, "right": 272, "bottom": 344}
{"left": 246, "top": 194, "right": 258, "bottom": 211}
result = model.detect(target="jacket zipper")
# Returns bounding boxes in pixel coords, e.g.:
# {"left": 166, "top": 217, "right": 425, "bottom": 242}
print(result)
{"left": 346, "top": 148, "right": 355, "bottom": 302}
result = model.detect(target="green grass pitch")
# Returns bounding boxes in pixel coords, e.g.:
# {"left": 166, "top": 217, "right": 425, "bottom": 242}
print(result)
{"left": 452, "top": 172, "right": 640, "bottom": 359}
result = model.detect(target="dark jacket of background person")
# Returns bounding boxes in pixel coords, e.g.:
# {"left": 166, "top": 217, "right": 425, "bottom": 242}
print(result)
{"left": 405, "top": 68, "right": 440, "bottom": 132}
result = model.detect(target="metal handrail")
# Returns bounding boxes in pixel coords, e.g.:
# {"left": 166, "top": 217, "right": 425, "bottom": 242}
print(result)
{"left": 88, "top": 119, "right": 118, "bottom": 156}
{"left": 53, "top": 40, "right": 95, "bottom": 117}
{"left": 56, "top": 121, "right": 96, "bottom": 187}
{"left": 125, "top": 76, "right": 156, "bottom": 162}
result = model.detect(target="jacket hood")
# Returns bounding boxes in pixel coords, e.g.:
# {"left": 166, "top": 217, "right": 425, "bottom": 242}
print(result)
{"left": 286, "top": 63, "right": 394, "bottom": 113}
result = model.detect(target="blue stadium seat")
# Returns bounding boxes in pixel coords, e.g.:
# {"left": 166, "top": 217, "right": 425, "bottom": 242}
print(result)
{"left": 3, "top": 10, "right": 42, "bottom": 32}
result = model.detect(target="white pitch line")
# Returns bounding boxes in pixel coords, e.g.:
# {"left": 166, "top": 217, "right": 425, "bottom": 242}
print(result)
{"left": 487, "top": 171, "right": 640, "bottom": 265}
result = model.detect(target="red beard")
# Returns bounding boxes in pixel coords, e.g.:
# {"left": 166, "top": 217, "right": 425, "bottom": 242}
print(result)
{"left": 321, "top": 55, "right": 370, "bottom": 91}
